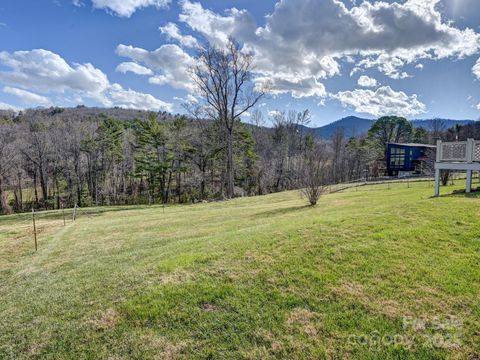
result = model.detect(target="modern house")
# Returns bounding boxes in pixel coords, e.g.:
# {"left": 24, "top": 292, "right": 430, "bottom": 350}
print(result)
{"left": 387, "top": 143, "right": 436, "bottom": 177}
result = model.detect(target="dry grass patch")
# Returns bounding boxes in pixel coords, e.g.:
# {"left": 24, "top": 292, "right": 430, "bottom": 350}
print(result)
{"left": 331, "top": 282, "right": 403, "bottom": 318}
{"left": 139, "top": 332, "right": 189, "bottom": 360}
{"left": 91, "top": 308, "right": 119, "bottom": 331}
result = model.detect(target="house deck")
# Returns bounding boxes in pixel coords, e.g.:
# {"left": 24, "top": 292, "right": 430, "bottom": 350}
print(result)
{"left": 434, "top": 139, "right": 480, "bottom": 196}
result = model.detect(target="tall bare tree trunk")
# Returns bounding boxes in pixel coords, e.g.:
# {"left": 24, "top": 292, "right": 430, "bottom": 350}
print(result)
{"left": 38, "top": 165, "right": 48, "bottom": 209}
{"left": 0, "top": 177, "right": 12, "bottom": 215}
{"left": 33, "top": 171, "right": 39, "bottom": 209}
{"left": 226, "top": 128, "right": 235, "bottom": 198}
{"left": 17, "top": 172, "right": 23, "bottom": 212}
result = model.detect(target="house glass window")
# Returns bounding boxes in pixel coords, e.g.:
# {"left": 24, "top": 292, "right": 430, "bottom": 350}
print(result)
{"left": 390, "top": 147, "right": 405, "bottom": 167}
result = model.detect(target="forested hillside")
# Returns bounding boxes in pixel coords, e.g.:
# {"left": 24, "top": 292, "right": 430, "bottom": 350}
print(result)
{"left": 1, "top": 107, "right": 367, "bottom": 213}
{"left": 1, "top": 107, "right": 479, "bottom": 214}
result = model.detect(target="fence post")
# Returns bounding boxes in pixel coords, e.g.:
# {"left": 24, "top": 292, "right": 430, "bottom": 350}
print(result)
{"left": 62, "top": 204, "right": 66, "bottom": 226}
{"left": 436, "top": 139, "right": 442, "bottom": 163}
{"left": 73, "top": 203, "right": 77, "bottom": 221}
{"left": 466, "top": 138, "right": 474, "bottom": 164}
{"left": 32, "top": 207, "right": 37, "bottom": 252}
{"left": 434, "top": 168, "right": 441, "bottom": 197}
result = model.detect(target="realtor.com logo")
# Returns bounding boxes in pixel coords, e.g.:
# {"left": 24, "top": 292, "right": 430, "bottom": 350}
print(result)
{"left": 347, "top": 315, "right": 463, "bottom": 350}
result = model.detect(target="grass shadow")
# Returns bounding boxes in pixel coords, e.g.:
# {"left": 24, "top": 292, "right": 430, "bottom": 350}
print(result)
{"left": 433, "top": 189, "right": 480, "bottom": 199}
{"left": 253, "top": 205, "right": 311, "bottom": 219}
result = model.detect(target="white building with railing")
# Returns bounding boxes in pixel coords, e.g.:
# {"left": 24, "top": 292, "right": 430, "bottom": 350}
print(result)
{"left": 434, "top": 138, "right": 480, "bottom": 196}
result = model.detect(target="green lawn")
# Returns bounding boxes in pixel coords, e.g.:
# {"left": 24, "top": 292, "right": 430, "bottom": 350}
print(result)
{"left": 0, "top": 181, "right": 479, "bottom": 359}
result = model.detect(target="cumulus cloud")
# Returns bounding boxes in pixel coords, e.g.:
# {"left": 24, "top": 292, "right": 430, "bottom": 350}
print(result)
{"left": 0, "top": 49, "right": 171, "bottom": 111}
{"left": 256, "top": 0, "right": 479, "bottom": 79}
{"left": 256, "top": 75, "right": 327, "bottom": 98}
{"left": 473, "top": 58, "right": 480, "bottom": 79}
{"left": 178, "top": 1, "right": 337, "bottom": 99}
{"left": 172, "top": 0, "right": 480, "bottom": 100}
{"left": 174, "top": 94, "right": 199, "bottom": 104}
{"left": 102, "top": 84, "right": 171, "bottom": 110}
{"left": 268, "top": 110, "right": 282, "bottom": 118}
{"left": 357, "top": 55, "right": 410, "bottom": 79}
{"left": 179, "top": 1, "right": 256, "bottom": 48}
{"left": 116, "top": 62, "right": 153, "bottom": 76}
{"left": 116, "top": 44, "right": 196, "bottom": 91}
{"left": 3, "top": 86, "right": 51, "bottom": 106}
{"left": 357, "top": 75, "right": 378, "bottom": 88}
{"left": 159, "top": 22, "right": 199, "bottom": 48}
{"left": 110, "top": 0, "right": 480, "bottom": 113}
{"left": 333, "top": 86, "right": 426, "bottom": 117}
{"left": 91, "top": 0, "right": 170, "bottom": 17}
{"left": 0, "top": 102, "right": 21, "bottom": 112}
{"left": 0, "top": 49, "right": 109, "bottom": 95}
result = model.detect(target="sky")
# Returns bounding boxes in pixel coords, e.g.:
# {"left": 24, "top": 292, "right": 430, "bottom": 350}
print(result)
{"left": 0, "top": 0, "right": 480, "bottom": 126}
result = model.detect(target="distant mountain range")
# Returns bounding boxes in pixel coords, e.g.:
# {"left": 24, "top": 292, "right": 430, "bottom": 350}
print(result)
{"left": 301, "top": 116, "right": 475, "bottom": 139}
{"left": 0, "top": 107, "right": 475, "bottom": 141}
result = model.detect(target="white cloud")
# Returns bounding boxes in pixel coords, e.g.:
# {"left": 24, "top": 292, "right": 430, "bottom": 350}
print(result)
{"left": 333, "top": 86, "right": 426, "bottom": 117}
{"left": 0, "top": 49, "right": 171, "bottom": 111}
{"left": 103, "top": 84, "right": 172, "bottom": 111}
{"left": 159, "top": 23, "right": 199, "bottom": 48}
{"left": 255, "top": 75, "right": 327, "bottom": 98}
{"left": 415, "top": 64, "right": 424, "bottom": 70}
{"left": 178, "top": 1, "right": 336, "bottom": 100}
{"left": 174, "top": 94, "right": 198, "bottom": 104}
{"left": 91, "top": 0, "right": 170, "bottom": 17}
{"left": 0, "top": 49, "right": 109, "bottom": 96}
{"left": 3, "top": 86, "right": 51, "bottom": 106}
{"left": 116, "top": 62, "right": 153, "bottom": 76}
{"left": 107, "top": 0, "right": 480, "bottom": 110}
{"left": 72, "top": 0, "right": 84, "bottom": 7}
{"left": 174, "top": 0, "right": 480, "bottom": 99}
{"left": 357, "top": 55, "right": 411, "bottom": 79}
{"left": 252, "top": 0, "right": 480, "bottom": 80}
{"left": 0, "top": 102, "right": 21, "bottom": 112}
{"left": 179, "top": 1, "right": 256, "bottom": 48}
{"left": 116, "top": 44, "right": 196, "bottom": 91}
{"left": 357, "top": 75, "right": 378, "bottom": 88}
{"left": 473, "top": 58, "right": 480, "bottom": 79}
{"left": 268, "top": 110, "right": 282, "bottom": 118}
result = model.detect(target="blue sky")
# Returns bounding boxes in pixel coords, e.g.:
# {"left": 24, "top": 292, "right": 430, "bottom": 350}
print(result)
{"left": 0, "top": 0, "right": 480, "bottom": 126}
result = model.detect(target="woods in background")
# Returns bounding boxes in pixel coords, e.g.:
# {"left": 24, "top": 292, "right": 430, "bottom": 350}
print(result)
{"left": 0, "top": 106, "right": 347, "bottom": 213}
{"left": 1, "top": 108, "right": 478, "bottom": 214}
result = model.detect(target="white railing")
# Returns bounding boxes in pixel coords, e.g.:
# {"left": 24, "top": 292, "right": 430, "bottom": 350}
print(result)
{"left": 437, "top": 138, "right": 480, "bottom": 163}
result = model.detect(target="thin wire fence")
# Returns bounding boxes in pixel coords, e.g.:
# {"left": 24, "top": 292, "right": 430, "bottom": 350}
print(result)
{"left": 1, "top": 172, "right": 477, "bottom": 251}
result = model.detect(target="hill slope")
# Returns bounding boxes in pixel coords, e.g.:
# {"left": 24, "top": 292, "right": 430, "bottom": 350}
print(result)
{"left": 1, "top": 182, "right": 479, "bottom": 358}
{"left": 309, "top": 116, "right": 374, "bottom": 139}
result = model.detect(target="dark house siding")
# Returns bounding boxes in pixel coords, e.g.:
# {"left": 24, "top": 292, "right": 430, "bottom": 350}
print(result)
{"left": 386, "top": 143, "right": 436, "bottom": 177}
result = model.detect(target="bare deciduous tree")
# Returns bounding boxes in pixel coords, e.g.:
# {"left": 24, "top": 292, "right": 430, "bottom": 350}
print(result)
{"left": 192, "top": 39, "right": 264, "bottom": 198}
{"left": 0, "top": 122, "right": 16, "bottom": 214}
{"left": 301, "top": 135, "right": 328, "bottom": 206}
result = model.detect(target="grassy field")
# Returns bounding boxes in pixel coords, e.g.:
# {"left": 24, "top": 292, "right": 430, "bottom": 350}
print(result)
{"left": 0, "top": 181, "right": 479, "bottom": 359}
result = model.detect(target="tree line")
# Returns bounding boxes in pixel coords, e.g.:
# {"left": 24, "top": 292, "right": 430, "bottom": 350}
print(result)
{"left": 1, "top": 108, "right": 478, "bottom": 214}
